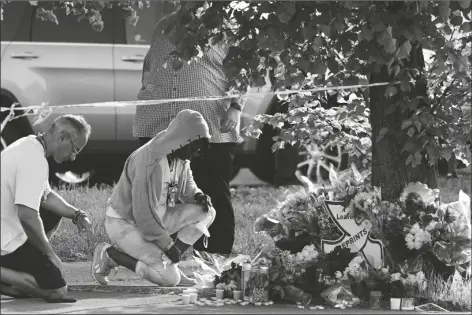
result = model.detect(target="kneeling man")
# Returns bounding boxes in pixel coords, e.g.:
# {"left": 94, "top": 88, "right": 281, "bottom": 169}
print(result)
{"left": 92, "top": 109, "right": 215, "bottom": 287}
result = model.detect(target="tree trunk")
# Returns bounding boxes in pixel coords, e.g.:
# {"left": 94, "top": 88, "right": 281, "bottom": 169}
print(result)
{"left": 369, "top": 44, "right": 438, "bottom": 201}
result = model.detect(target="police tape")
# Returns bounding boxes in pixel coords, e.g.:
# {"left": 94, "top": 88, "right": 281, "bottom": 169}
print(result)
{"left": 0, "top": 80, "right": 402, "bottom": 133}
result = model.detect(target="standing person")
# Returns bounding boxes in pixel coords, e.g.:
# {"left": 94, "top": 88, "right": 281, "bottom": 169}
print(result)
{"left": 1, "top": 114, "right": 93, "bottom": 302}
{"left": 133, "top": 7, "right": 242, "bottom": 256}
{"left": 91, "top": 110, "right": 216, "bottom": 287}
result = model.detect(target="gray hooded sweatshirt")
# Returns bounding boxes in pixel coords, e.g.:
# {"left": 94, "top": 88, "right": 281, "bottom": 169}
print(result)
{"left": 107, "top": 109, "right": 211, "bottom": 250}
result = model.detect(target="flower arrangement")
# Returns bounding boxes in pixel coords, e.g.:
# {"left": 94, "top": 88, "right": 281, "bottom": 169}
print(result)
{"left": 247, "top": 163, "right": 471, "bottom": 308}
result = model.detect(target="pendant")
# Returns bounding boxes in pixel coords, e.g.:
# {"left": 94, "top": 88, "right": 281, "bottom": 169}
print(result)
{"left": 167, "top": 182, "right": 178, "bottom": 207}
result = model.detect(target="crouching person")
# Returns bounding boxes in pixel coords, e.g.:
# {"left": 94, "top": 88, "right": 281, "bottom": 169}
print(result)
{"left": 1, "top": 115, "right": 92, "bottom": 302}
{"left": 92, "top": 110, "right": 215, "bottom": 287}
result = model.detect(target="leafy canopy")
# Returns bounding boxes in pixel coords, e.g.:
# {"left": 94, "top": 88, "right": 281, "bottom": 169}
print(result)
{"left": 1, "top": 1, "right": 470, "bottom": 168}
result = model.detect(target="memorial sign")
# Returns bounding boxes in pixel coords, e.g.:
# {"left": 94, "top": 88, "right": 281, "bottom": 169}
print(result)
{"left": 321, "top": 201, "right": 384, "bottom": 267}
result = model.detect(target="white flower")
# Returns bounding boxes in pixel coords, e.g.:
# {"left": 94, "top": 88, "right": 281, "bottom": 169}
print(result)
{"left": 425, "top": 220, "right": 438, "bottom": 232}
{"left": 414, "top": 240, "right": 423, "bottom": 250}
{"left": 352, "top": 256, "right": 364, "bottom": 264}
{"left": 405, "top": 233, "right": 415, "bottom": 250}
{"left": 390, "top": 272, "right": 402, "bottom": 281}
{"left": 410, "top": 223, "right": 421, "bottom": 235}
{"left": 400, "top": 182, "right": 436, "bottom": 205}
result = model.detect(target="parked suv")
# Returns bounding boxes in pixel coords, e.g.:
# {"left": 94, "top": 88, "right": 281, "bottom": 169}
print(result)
{"left": 1, "top": 1, "right": 347, "bottom": 185}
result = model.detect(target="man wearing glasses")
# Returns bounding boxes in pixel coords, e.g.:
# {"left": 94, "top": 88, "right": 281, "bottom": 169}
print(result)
{"left": 1, "top": 114, "right": 92, "bottom": 303}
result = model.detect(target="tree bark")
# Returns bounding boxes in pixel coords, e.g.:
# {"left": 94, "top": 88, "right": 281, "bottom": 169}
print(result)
{"left": 369, "top": 44, "right": 438, "bottom": 201}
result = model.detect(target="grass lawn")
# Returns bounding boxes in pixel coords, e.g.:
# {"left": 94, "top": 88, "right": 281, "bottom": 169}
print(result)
{"left": 51, "top": 173, "right": 471, "bottom": 261}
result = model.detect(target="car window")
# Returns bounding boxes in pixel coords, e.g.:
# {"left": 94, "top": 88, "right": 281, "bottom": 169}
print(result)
{"left": 123, "top": 2, "right": 176, "bottom": 45}
{"left": 31, "top": 7, "right": 115, "bottom": 44}
{"left": 1, "top": 2, "right": 34, "bottom": 42}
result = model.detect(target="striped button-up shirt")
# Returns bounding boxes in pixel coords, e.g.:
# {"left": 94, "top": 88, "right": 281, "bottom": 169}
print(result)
{"left": 133, "top": 19, "right": 242, "bottom": 144}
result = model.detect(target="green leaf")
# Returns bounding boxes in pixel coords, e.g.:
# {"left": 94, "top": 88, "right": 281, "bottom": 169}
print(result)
{"left": 460, "top": 22, "right": 471, "bottom": 33}
{"left": 277, "top": 2, "right": 296, "bottom": 24}
{"left": 338, "top": 111, "right": 348, "bottom": 121}
{"left": 459, "top": 0, "right": 470, "bottom": 9}
{"left": 327, "top": 57, "right": 339, "bottom": 74}
{"left": 319, "top": 24, "right": 331, "bottom": 37}
{"left": 400, "top": 81, "right": 411, "bottom": 92}
{"left": 406, "top": 154, "right": 413, "bottom": 165}
{"left": 413, "top": 152, "right": 423, "bottom": 167}
{"left": 384, "top": 86, "right": 397, "bottom": 98}
{"left": 451, "top": 107, "right": 462, "bottom": 120}
{"left": 397, "top": 41, "right": 412, "bottom": 60}
{"left": 407, "top": 127, "right": 415, "bottom": 137}
{"left": 414, "top": 120, "right": 422, "bottom": 132}
{"left": 360, "top": 25, "right": 373, "bottom": 41}
{"left": 356, "top": 105, "right": 365, "bottom": 115}
{"left": 402, "top": 121, "right": 413, "bottom": 129}
{"left": 312, "top": 36, "right": 324, "bottom": 52}
{"left": 450, "top": 15, "right": 463, "bottom": 26}
{"left": 439, "top": 2, "right": 451, "bottom": 21}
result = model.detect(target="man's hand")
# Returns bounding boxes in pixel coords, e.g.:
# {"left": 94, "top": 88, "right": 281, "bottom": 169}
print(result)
{"left": 194, "top": 193, "right": 212, "bottom": 212}
{"left": 220, "top": 106, "right": 241, "bottom": 133}
{"left": 47, "top": 252, "right": 64, "bottom": 277}
{"left": 165, "top": 244, "right": 181, "bottom": 264}
{"left": 76, "top": 215, "right": 93, "bottom": 249}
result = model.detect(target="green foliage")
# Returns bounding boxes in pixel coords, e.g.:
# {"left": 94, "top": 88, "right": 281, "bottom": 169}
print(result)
{"left": 160, "top": 1, "right": 471, "bottom": 169}
{"left": 2, "top": 1, "right": 470, "bottom": 170}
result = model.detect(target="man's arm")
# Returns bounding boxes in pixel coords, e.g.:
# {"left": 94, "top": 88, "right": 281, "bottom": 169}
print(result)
{"left": 17, "top": 204, "right": 57, "bottom": 257}
{"left": 41, "top": 189, "right": 78, "bottom": 219}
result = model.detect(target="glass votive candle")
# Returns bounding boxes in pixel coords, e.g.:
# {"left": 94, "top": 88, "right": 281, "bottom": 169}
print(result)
{"left": 369, "top": 291, "right": 382, "bottom": 309}
{"left": 190, "top": 293, "right": 197, "bottom": 303}
{"left": 182, "top": 294, "right": 190, "bottom": 305}
{"left": 216, "top": 289, "right": 224, "bottom": 300}
{"left": 233, "top": 290, "right": 242, "bottom": 300}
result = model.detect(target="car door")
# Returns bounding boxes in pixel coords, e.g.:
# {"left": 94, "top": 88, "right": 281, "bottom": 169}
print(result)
{"left": 28, "top": 7, "right": 116, "bottom": 152}
{"left": 112, "top": 2, "right": 172, "bottom": 147}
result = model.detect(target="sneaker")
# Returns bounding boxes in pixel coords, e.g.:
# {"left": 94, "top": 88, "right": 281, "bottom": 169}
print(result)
{"left": 91, "top": 242, "right": 118, "bottom": 285}
{"left": 177, "top": 269, "right": 198, "bottom": 287}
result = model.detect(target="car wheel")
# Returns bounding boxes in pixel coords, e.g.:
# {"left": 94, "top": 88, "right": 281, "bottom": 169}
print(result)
{"left": 297, "top": 142, "right": 348, "bottom": 182}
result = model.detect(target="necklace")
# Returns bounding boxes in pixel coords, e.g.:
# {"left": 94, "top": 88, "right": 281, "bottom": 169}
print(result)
{"left": 36, "top": 133, "right": 47, "bottom": 157}
{"left": 167, "top": 155, "right": 179, "bottom": 207}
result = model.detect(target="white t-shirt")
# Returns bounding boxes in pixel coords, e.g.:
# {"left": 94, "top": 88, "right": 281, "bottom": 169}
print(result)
{"left": 1, "top": 136, "right": 50, "bottom": 255}
{"left": 157, "top": 157, "right": 184, "bottom": 220}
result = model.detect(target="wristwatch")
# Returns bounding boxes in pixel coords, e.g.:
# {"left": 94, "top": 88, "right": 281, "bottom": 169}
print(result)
{"left": 230, "top": 102, "right": 242, "bottom": 111}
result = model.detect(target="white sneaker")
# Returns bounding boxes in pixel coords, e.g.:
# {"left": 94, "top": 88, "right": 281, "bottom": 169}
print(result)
{"left": 91, "top": 242, "right": 118, "bottom": 285}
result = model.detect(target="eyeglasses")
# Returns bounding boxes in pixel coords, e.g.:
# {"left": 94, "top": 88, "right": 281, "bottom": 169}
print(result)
{"left": 69, "top": 138, "right": 81, "bottom": 156}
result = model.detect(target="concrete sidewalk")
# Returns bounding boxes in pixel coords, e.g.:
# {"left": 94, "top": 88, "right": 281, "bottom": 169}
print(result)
{"left": 1, "top": 262, "right": 468, "bottom": 314}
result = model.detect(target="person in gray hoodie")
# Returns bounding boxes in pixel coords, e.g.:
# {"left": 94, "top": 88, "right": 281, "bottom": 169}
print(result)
{"left": 91, "top": 109, "right": 215, "bottom": 287}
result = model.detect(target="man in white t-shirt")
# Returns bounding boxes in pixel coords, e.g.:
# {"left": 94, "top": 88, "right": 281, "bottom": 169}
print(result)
{"left": 1, "top": 114, "right": 92, "bottom": 303}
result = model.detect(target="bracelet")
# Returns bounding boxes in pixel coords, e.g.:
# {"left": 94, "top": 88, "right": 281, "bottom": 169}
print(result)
{"left": 230, "top": 102, "right": 242, "bottom": 111}
{"left": 72, "top": 210, "right": 87, "bottom": 225}
{"left": 164, "top": 240, "right": 175, "bottom": 251}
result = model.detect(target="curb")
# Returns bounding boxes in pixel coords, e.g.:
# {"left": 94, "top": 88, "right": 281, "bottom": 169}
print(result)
{"left": 68, "top": 284, "right": 215, "bottom": 297}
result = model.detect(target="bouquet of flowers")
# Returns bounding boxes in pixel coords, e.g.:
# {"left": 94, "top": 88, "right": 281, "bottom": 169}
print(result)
{"left": 349, "top": 180, "right": 471, "bottom": 280}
